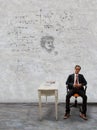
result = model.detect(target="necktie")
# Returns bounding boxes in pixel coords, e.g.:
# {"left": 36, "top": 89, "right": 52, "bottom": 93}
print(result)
{"left": 75, "top": 74, "right": 78, "bottom": 84}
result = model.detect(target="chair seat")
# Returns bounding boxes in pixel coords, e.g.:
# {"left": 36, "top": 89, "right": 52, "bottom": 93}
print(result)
{"left": 73, "top": 93, "right": 79, "bottom": 97}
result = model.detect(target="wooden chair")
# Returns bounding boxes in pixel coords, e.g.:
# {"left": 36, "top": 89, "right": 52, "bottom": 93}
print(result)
{"left": 66, "top": 85, "right": 87, "bottom": 108}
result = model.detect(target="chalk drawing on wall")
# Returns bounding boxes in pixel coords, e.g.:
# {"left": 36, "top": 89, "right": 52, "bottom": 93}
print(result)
{"left": 40, "top": 35, "right": 55, "bottom": 53}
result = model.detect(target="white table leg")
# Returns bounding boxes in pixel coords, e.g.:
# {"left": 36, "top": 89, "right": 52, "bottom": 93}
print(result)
{"left": 55, "top": 90, "right": 58, "bottom": 120}
{"left": 38, "top": 90, "right": 42, "bottom": 120}
{"left": 46, "top": 96, "right": 47, "bottom": 104}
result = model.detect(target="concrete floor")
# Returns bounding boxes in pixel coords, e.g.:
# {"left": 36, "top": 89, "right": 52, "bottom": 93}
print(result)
{"left": 0, "top": 103, "right": 97, "bottom": 130}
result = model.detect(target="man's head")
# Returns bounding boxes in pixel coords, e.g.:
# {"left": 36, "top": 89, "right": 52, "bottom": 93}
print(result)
{"left": 40, "top": 36, "right": 54, "bottom": 52}
{"left": 74, "top": 65, "right": 81, "bottom": 74}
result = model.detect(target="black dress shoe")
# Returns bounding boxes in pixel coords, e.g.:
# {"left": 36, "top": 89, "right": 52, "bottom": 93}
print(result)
{"left": 64, "top": 113, "right": 70, "bottom": 119}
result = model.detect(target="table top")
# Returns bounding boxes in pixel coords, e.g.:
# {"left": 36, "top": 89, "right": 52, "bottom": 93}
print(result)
{"left": 38, "top": 81, "right": 58, "bottom": 90}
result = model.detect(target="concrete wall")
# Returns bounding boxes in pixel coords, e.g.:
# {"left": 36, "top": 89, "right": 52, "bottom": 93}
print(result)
{"left": 0, "top": 0, "right": 97, "bottom": 102}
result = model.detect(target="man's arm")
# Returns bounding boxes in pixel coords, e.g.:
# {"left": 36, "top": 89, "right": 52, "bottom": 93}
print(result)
{"left": 74, "top": 74, "right": 87, "bottom": 88}
{"left": 81, "top": 74, "right": 87, "bottom": 86}
{"left": 66, "top": 75, "right": 73, "bottom": 89}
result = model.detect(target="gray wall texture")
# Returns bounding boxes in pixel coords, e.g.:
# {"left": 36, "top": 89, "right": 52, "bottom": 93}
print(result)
{"left": 0, "top": 0, "right": 97, "bottom": 102}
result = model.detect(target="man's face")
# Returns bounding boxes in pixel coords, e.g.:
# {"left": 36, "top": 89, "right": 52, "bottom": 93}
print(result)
{"left": 45, "top": 39, "right": 54, "bottom": 50}
{"left": 75, "top": 67, "right": 81, "bottom": 74}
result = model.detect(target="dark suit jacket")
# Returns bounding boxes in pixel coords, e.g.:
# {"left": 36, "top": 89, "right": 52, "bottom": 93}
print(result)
{"left": 66, "top": 74, "right": 87, "bottom": 91}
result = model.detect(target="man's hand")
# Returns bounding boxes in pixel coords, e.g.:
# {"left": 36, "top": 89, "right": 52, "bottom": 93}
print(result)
{"left": 73, "top": 83, "right": 82, "bottom": 88}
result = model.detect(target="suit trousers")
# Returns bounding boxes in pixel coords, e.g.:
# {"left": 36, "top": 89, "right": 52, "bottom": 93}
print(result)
{"left": 65, "top": 88, "right": 87, "bottom": 115}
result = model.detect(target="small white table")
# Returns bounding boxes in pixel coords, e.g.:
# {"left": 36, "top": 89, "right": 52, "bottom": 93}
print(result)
{"left": 38, "top": 81, "right": 58, "bottom": 120}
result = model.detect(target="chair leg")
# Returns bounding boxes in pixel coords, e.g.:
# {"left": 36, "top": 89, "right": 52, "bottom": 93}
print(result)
{"left": 70, "top": 98, "right": 77, "bottom": 107}
{"left": 74, "top": 98, "right": 77, "bottom": 107}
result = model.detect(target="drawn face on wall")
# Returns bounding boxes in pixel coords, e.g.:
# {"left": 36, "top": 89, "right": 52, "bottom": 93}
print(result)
{"left": 40, "top": 36, "right": 54, "bottom": 53}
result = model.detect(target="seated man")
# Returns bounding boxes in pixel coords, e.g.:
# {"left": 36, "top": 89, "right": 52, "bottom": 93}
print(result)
{"left": 64, "top": 65, "right": 87, "bottom": 120}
